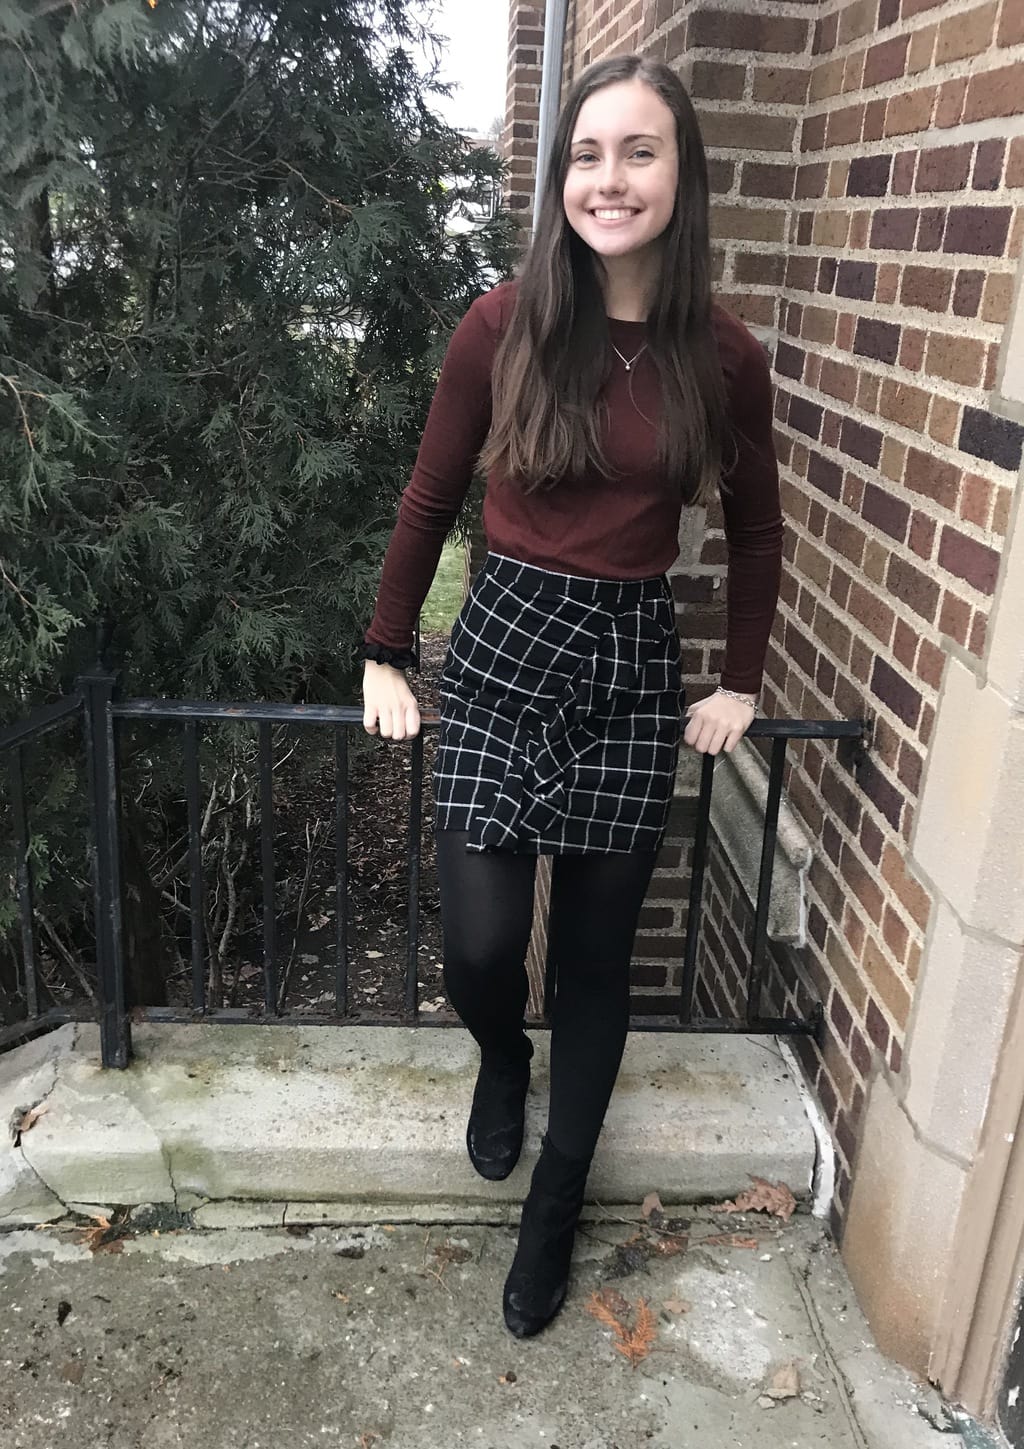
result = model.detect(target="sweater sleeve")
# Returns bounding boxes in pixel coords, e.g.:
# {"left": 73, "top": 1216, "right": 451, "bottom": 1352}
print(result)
{"left": 363, "top": 293, "right": 499, "bottom": 660}
{"left": 718, "top": 334, "right": 784, "bottom": 694}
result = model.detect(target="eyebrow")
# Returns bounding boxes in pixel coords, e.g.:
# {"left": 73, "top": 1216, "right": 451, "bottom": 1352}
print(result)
{"left": 570, "top": 133, "right": 662, "bottom": 147}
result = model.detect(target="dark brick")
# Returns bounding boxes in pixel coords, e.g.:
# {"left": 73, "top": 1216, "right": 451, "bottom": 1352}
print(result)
{"left": 916, "top": 145, "right": 971, "bottom": 193}
{"left": 865, "top": 997, "right": 890, "bottom": 1052}
{"left": 943, "top": 206, "right": 1013, "bottom": 256}
{"left": 937, "top": 526, "right": 1001, "bottom": 595}
{"left": 863, "top": 35, "right": 908, "bottom": 89}
{"left": 959, "top": 407, "right": 1024, "bottom": 472}
{"left": 807, "top": 451, "right": 843, "bottom": 500}
{"left": 836, "top": 261, "right": 876, "bottom": 300}
{"left": 871, "top": 657, "right": 923, "bottom": 728}
{"left": 917, "top": 207, "right": 947, "bottom": 252}
{"left": 973, "top": 139, "right": 1006, "bottom": 192}
{"left": 734, "top": 251, "right": 785, "bottom": 286}
{"left": 856, "top": 757, "right": 904, "bottom": 832}
{"left": 898, "top": 741, "right": 923, "bottom": 795}
{"left": 796, "top": 162, "right": 829, "bottom": 199}
{"left": 905, "top": 448, "right": 960, "bottom": 511}
{"left": 952, "top": 269, "right": 984, "bottom": 317}
{"left": 785, "top": 618, "right": 818, "bottom": 679}
{"left": 862, "top": 481, "right": 910, "bottom": 541}
{"left": 690, "top": 59, "right": 747, "bottom": 100}
{"left": 830, "top": 989, "right": 853, "bottom": 1043}
{"left": 887, "top": 556, "right": 941, "bottom": 624}
{"left": 801, "top": 113, "right": 826, "bottom": 153}
{"left": 786, "top": 254, "right": 818, "bottom": 292}
{"left": 672, "top": 574, "right": 718, "bottom": 604}
{"left": 818, "top": 256, "right": 838, "bottom": 293}
{"left": 854, "top": 317, "right": 901, "bottom": 364}
{"left": 774, "top": 339, "right": 805, "bottom": 380}
{"left": 879, "top": 0, "right": 900, "bottom": 24}
{"left": 839, "top": 417, "right": 884, "bottom": 467}
{"left": 690, "top": 10, "right": 810, "bottom": 53}
{"left": 789, "top": 395, "right": 823, "bottom": 439}
{"left": 870, "top": 208, "right": 918, "bottom": 249}
{"left": 892, "top": 150, "right": 917, "bottom": 195}
{"left": 860, "top": 814, "right": 884, "bottom": 866}
{"left": 740, "top": 162, "right": 796, "bottom": 199}
{"left": 847, "top": 154, "right": 891, "bottom": 197}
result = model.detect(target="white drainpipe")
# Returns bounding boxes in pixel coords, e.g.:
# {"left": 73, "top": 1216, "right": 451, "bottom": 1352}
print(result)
{"left": 532, "top": 0, "right": 571, "bottom": 235}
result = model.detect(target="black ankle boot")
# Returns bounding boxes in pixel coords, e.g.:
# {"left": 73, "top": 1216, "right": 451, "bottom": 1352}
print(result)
{"left": 502, "top": 1131, "right": 592, "bottom": 1338}
{"left": 466, "top": 1034, "right": 534, "bottom": 1181}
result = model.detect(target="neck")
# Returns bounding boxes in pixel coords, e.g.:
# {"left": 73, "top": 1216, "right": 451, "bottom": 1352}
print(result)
{"left": 595, "top": 244, "right": 661, "bottom": 321}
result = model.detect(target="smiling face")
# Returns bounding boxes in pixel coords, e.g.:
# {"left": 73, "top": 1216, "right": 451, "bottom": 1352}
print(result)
{"left": 562, "top": 77, "right": 680, "bottom": 267}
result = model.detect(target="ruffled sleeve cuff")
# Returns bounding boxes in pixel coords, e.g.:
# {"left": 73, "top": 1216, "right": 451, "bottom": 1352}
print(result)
{"left": 360, "top": 640, "right": 420, "bottom": 671}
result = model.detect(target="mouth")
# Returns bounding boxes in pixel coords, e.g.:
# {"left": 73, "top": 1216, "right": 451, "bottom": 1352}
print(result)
{"left": 588, "top": 207, "right": 640, "bottom": 223}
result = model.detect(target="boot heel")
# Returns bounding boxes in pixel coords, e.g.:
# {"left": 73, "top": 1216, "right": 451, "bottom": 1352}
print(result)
{"left": 502, "top": 1131, "right": 592, "bottom": 1338}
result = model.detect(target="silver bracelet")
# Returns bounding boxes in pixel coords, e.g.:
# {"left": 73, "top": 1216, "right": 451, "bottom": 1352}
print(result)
{"left": 715, "top": 685, "right": 758, "bottom": 709}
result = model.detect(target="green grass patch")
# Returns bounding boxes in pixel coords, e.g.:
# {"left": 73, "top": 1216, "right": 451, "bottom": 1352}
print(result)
{"left": 419, "top": 539, "right": 466, "bottom": 634}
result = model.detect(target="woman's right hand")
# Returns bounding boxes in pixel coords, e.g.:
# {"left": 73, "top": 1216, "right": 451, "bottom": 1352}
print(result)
{"left": 361, "top": 659, "right": 421, "bottom": 740}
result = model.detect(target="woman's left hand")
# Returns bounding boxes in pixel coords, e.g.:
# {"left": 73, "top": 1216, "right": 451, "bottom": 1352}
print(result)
{"left": 683, "top": 692, "right": 756, "bottom": 755}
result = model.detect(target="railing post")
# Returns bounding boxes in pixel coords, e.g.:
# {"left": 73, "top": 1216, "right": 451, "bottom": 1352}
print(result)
{"left": 78, "top": 666, "right": 131, "bottom": 1068}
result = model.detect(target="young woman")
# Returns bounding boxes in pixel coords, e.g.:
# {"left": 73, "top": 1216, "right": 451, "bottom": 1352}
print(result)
{"left": 360, "top": 54, "right": 783, "bottom": 1338}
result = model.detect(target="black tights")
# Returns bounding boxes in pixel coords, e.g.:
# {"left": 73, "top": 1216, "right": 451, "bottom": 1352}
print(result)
{"left": 436, "top": 831, "right": 658, "bottom": 1163}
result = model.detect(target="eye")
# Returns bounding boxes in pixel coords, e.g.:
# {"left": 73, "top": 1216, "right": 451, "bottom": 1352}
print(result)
{"left": 631, "top": 148, "right": 655, "bottom": 161}
{"left": 573, "top": 150, "right": 598, "bottom": 164}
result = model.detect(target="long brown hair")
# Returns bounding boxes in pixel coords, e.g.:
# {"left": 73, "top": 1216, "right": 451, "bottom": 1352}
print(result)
{"left": 480, "top": 55, "right": 735, "bottom": 503}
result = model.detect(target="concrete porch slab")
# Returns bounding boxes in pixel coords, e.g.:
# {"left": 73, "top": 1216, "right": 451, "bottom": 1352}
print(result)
{"left": 0, "top": 1021, "right": 816, "bottom": 1225}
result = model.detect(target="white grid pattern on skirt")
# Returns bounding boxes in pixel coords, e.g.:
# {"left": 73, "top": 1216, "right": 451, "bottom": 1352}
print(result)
{"left": 434, "top": 552, "right": 686, "bottom": 854}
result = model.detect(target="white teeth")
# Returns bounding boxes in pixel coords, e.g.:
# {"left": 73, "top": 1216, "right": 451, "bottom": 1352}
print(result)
{"left": 593, "top": 209, "right": 636, "bottom": 220}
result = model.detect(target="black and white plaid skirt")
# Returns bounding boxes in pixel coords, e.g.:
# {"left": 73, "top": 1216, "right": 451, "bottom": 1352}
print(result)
{"left": 434, "top": 552, "right": 686, "bottom": 854}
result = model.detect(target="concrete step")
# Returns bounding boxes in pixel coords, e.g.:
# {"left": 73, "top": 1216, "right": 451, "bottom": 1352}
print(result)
{"left": 0, "top": 1021, "right": 817, "bottom": 1227}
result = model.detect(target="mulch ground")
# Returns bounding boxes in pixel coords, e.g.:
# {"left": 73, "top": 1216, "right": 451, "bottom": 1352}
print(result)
{"left": 231, "top": 631, "right": 450, "bottom": 1019}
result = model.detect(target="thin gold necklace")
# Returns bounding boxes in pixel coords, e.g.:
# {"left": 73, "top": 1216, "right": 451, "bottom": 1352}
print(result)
{"left": 611, "top": 340, "right": 648, "bottom": 372}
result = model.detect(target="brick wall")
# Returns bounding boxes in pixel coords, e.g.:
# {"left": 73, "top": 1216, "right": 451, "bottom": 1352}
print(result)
{"left": 501, "top": 0, "right": 1024, "bottom": 1233}
{"left": 502, "top": 4, "right": 547, "bottom": 230}
{"left": 768, "top": 0, "right": 1024, "bottom": 1230}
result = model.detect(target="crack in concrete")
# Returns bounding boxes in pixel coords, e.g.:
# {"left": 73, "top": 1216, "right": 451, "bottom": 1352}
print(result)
{"left": 114, "top": 1083, "right": 179, "bottom": 1209}
{"left": 788, "top": 1254, "right": 871, "bottom": 1449}
{"left": 8, "top": 1031, "right": 76, "bottom": 1216}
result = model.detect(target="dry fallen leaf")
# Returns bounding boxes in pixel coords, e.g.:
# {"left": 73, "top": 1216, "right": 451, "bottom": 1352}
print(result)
{"left": 594, "top": 1285, "right": 632, "bottom": 1317}
{"left": 641, "top": 1191, "right": 664, "bottom": 1219}
{"left": 17, "top": 1103, "right": 48, "bottom": 1135}
{"left": 432, "top": 1242, "right": 472, "bottom": 1266}
{"left": 661, "top": 1296, "right": 691, "bottom": 1315}
{"left": 585, "top": 1291, "right": 657, "bottom": 1368}
{"left": 715, "top": 1176, "right": 797, "bottom": 1222}
{"left": 10, "top": 1102, "right": 48, "bottom": 1147}
{"left": 765, "top": 1361, "right": 801, "bottom": 1399}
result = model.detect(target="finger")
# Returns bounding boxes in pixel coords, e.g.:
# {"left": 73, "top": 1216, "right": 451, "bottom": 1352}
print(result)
{"left": 405, "top": 702, "right": 420, "bottom": 738}
{"left": 363, "top": 703, "right": 379, "bottom": 736}
{"left": 378, "top": 707, "right": 395, "bottom": 740}
{"left": 697, "top": 718, "right": 723, "bottom": 755}
{"left": 706, "top": 723, "right": 731, "bottom": 756}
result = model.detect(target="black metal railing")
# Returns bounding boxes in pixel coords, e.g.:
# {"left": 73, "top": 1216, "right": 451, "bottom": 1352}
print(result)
{"left": 1, "top": 673, "right": 866, "bottom": 1068}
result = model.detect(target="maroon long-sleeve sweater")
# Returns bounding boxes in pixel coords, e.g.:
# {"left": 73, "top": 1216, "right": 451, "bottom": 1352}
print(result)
{"left": 364, "top": 279, "right": 783, "bottom": 693}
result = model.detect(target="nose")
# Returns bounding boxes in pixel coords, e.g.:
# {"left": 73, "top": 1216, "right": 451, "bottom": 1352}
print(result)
{"left": 595, "top": 158, "right": 627, "bottom": 194}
